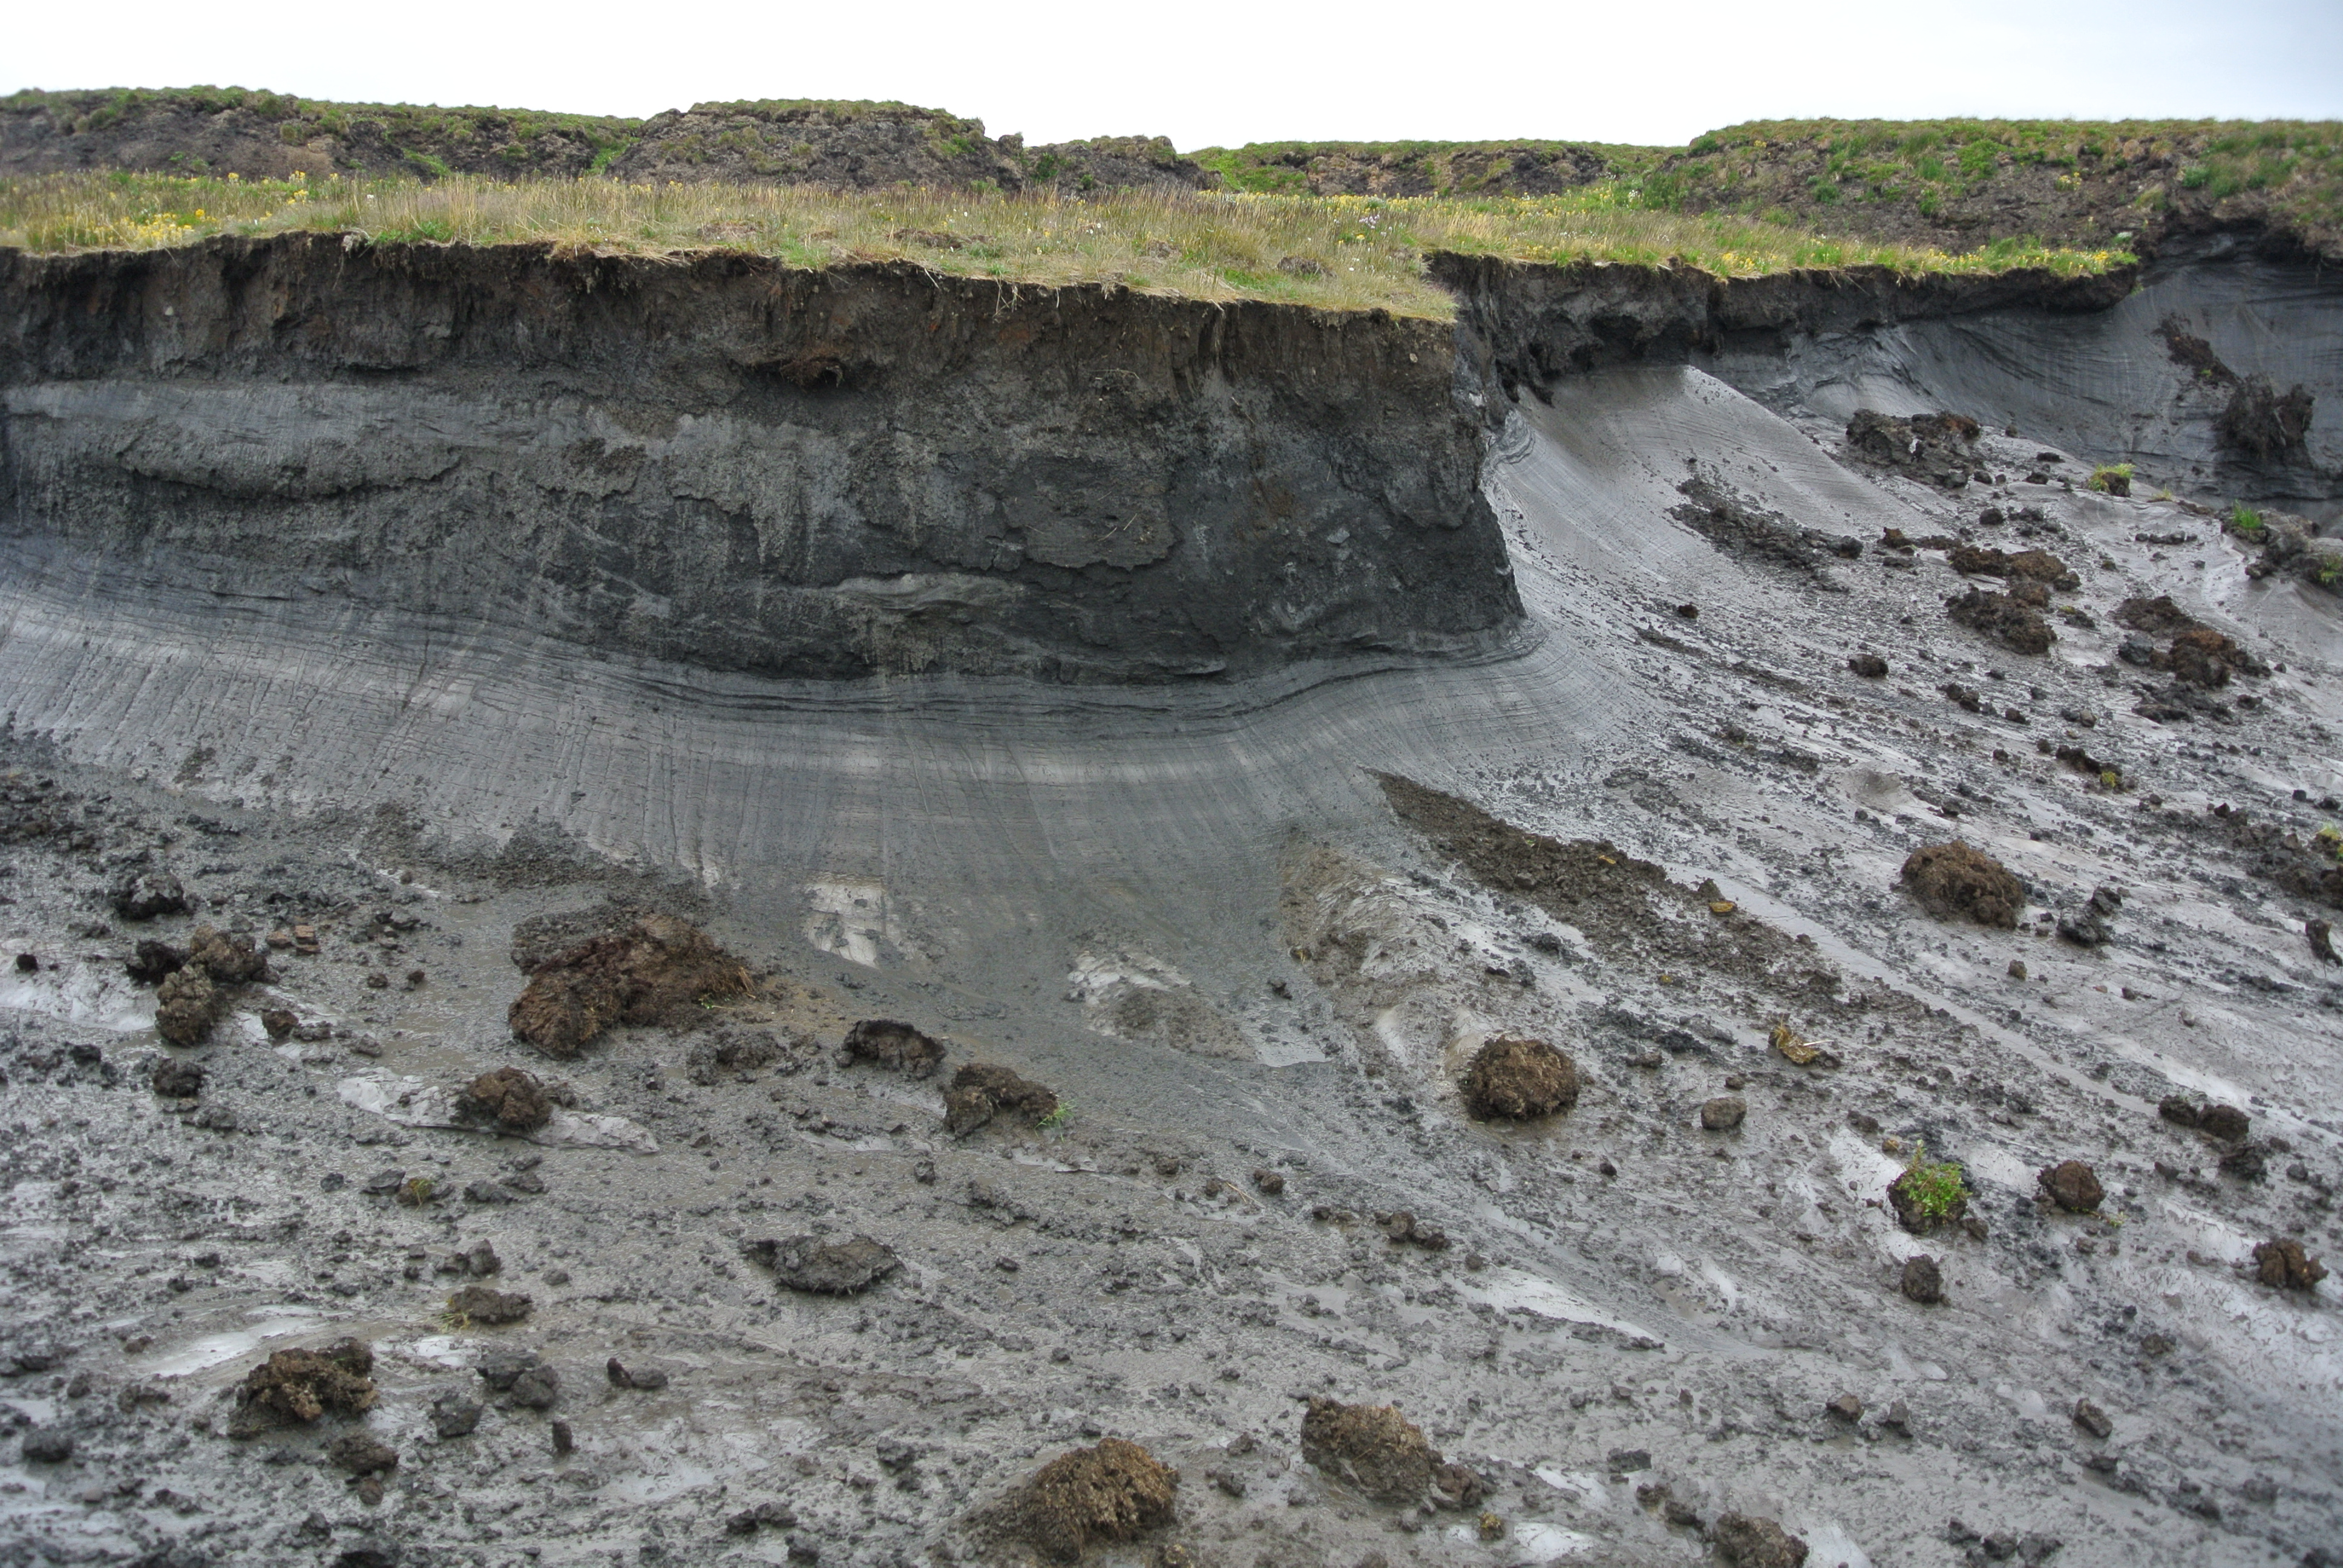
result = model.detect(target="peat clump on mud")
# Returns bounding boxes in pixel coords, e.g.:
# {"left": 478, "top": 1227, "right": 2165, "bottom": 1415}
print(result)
{"left": 1901, "top": 843, "right": 2026, "bottom": 928}
{"left": 459, "top": 1067, "right": 553, "bottom": 1133}
{"left": 229, "top": 1339, "right": 376, "bottom": 1437}
{"left": 1945, "top": 586, "right": 2056, "bottom": 656}
{"left": 943, "top": 1062, "right": 1060, "bottom": 1135}
{"left": 508, "top": 912, "right": 752, "bottom": 1057}
{"left": 994, "top": 1437, "right": 1179, "bottom": 1563}
{"left": 1300, "top": 1397, "right": 1484, "bottom": 1508}
{"left": 843, "top": 1019, "right": 947, "bottom": 1077}
{"left": 1460, "top": 1035, "right": 1579, "bottom": 1120}
{"left": 147, "top": 925, "right": 271, "bottom": 1045}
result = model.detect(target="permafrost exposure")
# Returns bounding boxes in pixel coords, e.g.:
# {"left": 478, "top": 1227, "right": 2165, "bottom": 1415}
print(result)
{"left": 0, "top": 95, "right": 2339, "bottom": 1568}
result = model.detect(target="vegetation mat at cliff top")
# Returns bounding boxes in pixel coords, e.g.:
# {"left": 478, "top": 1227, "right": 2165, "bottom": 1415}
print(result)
{"left": 0, "top": 172, "right": 2132, "bottom": 319}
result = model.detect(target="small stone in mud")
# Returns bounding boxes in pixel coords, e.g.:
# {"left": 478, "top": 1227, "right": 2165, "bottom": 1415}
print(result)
{"left": 1251, "top": 1168, "right": 1285, "bottom": 1195}
{"left": 1459, "top": 1035, "right": 1579, "bottom": 1120}
{"left": 447, "top": 1285, "right": 533, "bottom": 1325}
{"left": 476, "top": 1347, "right": 541, "bottom": 1390}
{"left": 1002, "top": 1437, "right": 1179, "bottom": 1563}
{"left": 2252, "top": 1238, "right": 2328, "bottom": 1292}
{"left": 112, "top": 869, "right": 188, "bottom": 921}
{"left": 551, "top": 1419, "right": 573, "bottom": 1455}
{"left": 2037, "top": 1161, "right": 2105, "bottom": 1213}
{"left": 1901, "top": 842, "right": 2025, "bottom": 928}
{"left": 1826, "top": 1394, "right": 1863, "bottom": 1422}
{"left": 942, "top": 1062, "right": 1059, "bottom": 1135}
{"left": 2056, "top": 885, "right": 2122, "bottom": 946}
{"left": 1900, "top": 1255, "right": 1944, "bottom": 1304}
{"left": 1712, "top": 1512, "right": 1810, "bottom": 1568}
{"left": 744, "top": 1233, "right": 902, "bottom": 1295}
{"left": 1848, "top": 653, "right": 1888, "bottom": 678}
{"left": 326, "top": 1431, "right": 399, "bottom": 1476}
{"left": 607, "top": 1358, "right": 669, "bottom": 1391}
{"left": 1699, "top": 1096, "right": 1746, "bottom": 1132}
{"left": 842, "top": 1019, "right": 947, "bottom": 1077}
{"left": 1378, "top": 1211, "right": 1449, "bottom": 1251}
{"left": 20, "top": 1428, "right": 74, "bottom": 1464}
{"left": 2219, "top": 1143, "right": 2267, "bottom": 1182}
{"left": 2071, "top": 1399, "right": 2112, "bottom": 1440}
{"left": 510, "top": 1365, "right": 561, "bottom": 1410}
{"left": 2008, "top": 959, "right": 2028, "bottom": 981}
{"left": 151, "top": 1058, "right": 205, "bottom": 1099}
{"left": 728, "top": 1500, "right": 799, "bottom": 1534}
{"left": 260, "top": 1008, "right": 296, "bottom": 1040}
{"left": 2310, "top": 920, "right": 2339, "bottom": 964}
{"left": 430, "top": 1392, "right": 482, "bottom": 1438}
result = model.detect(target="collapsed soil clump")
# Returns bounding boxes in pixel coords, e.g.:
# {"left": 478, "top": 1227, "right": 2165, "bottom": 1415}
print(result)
{"left": 687, "top": 1027, "right": 799, "bottom": 1084}
{"left": 1948, "top": 544, "right": 2078, "bottom": 590}
{"left": 943, "top": 1062, "right": 1060, "bottom": 1135}
{"left": 459, "top": 1067, "right": 552, "bottom": 1132}
{"left": 1901, "top": 842, "right": 2025, "bottom": 928}
{"left": 2037, "top": 1160, "right": 2105, "bottom": 1212}
{"left": 1668, "top": 472, "right": 1854, "bottom": 584}
{"left": 229, "top": 1338, "right": 376, "bottom": 1436}
{"left": 744, "top": 1233, "right": 902, "bottom": 1294}
{"left": 2253, "top": 1238, "right": 2328, "bottom": 1292}
{"left": 1460, "top": 1035, "right": 1578, "bottom": 1120}
{"left": 1945, "top": 587, "right": 2054, "bottom": 655}
{"left": 447, "top": 1285, "right": 533, "bottom": 1325}
{"left": 998, "top": 1437, "right": 1179, "bottom": 1562}
{"left": 508, "top": 912, "right": 752, "bottom": 1057}
{"left": 843, "top": 1018, "right": 947, "bottom": 1077}
{"left": 1300, "top": 1397, "right": 1484, "bottom": 1508}
{"left": 1844, "top": 410, "right": 1981, "bottom": 491}
{"left": 1714, "top": 1513, "right": 1810, "bottom": 1568}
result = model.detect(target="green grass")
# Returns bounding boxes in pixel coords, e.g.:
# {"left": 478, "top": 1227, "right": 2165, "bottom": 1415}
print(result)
{"left": 0, "top": 171, "right": 2135, "bottom": 322}
{"left": 2087, "top": 462, "right": 2136, "bottom": 493}
{"left": 1896, "top": 1142, "right": 1970, "bottom": 1224}
{"left": 1197, "top": 118, "right": 2343, "bottom": 254}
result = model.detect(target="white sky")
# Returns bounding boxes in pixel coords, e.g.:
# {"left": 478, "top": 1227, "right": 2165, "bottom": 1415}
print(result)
{"left": 8, "top": 0, "right": 2339, "bottom": 149}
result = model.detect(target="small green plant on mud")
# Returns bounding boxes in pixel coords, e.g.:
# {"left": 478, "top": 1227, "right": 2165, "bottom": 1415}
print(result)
{"left": 2086, "top": 462, "right": 2135, "bottom": 495}
{"left": 1039, "top": 1101, "right": 1073, "bottom": 1130}
{"left": 1898, "top": 1142, "right": 1969, "bottom": 1224}
{"left": 2227, "top": 503, "right": 2265, "bottom": 536}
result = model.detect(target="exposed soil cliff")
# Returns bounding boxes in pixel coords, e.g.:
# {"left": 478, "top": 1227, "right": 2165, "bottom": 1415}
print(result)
{"left": 0, "top": 235, "right": 1512, "bottom": 682}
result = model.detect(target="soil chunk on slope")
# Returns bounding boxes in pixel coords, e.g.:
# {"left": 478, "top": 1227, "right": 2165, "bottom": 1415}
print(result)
{"left": 1901, "top": 842, "right": 2025, "bottom": 928}
{"left": 744, "top": 1233, "right": 902, "bottom": 1294}
{"left": 508, "top": 913, "right": 751, "bottom": 1057}
{"left": 1460, "top": 1036, "right": 1579, "bottom": 1120}
{"left": 844, "top": 1019, "right": 947, "bottom": 1077}
{"left": 943, "top": 1062, "right": 1059, "bottom": 1134}
{"left": 229, "top": 1339, "right": 376, "bottom": 1436}
{"left": 459, "top": 1067, "right": 552, "bottom": 1132}
{"left": 1001, "top": 1437, "right": 1179, "bottom": 1562}
{"left": 1300, "top": 1397, "right": 1484, "bottom": 1507}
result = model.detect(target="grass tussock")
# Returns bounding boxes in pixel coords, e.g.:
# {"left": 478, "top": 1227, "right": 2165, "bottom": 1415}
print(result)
{"left": 0, "top": 171, "right": 2133, "bottom": 321}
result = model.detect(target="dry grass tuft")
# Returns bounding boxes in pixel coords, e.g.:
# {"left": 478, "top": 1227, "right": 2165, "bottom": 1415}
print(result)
{"left": 0, "top": 172, "right": 2132, "bottom": 320}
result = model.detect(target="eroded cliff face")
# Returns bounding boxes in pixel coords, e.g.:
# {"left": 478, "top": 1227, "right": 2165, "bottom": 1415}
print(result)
{"left": 0, "top": 237, "right": 1516, "bottom": 681}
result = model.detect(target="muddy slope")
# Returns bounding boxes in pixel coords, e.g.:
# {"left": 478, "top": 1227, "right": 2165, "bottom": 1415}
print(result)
{"left": 0, "top": 236, "right": 1512, "bottom": 682}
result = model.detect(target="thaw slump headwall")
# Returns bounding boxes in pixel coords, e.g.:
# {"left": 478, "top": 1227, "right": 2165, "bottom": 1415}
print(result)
{"left": 0, "top": 237, "right": 1518, "bottom": 682}
{"left": 1432, "top": 246, "right": 2342, "bottom": 521}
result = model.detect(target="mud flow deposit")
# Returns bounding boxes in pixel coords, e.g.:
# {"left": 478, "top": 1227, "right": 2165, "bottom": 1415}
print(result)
{"left": 1, "top": 179, "right": 2341, "bottom": 1568}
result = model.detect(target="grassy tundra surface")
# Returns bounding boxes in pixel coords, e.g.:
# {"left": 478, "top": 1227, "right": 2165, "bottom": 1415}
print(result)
{"left": 0, "top": 172, "right": 2131, "bottom": 320}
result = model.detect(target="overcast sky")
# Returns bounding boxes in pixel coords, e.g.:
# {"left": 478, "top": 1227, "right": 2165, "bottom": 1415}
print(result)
{"left": 8, "top": 0, "right": 2339, "bottom": 149}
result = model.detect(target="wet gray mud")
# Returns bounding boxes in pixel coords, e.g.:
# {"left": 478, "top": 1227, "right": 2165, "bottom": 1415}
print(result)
{"left": 0, "top": 237, "right": 2339, "bottom": 1568}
